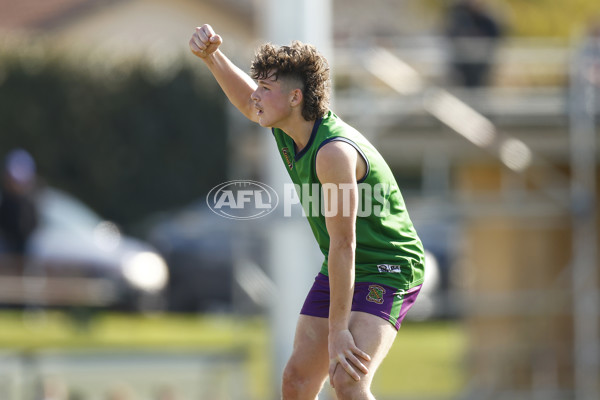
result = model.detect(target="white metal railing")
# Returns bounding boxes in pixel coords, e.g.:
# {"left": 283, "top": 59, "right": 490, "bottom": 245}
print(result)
{"left": 333, "top": 36, "right": 577, "bottom": 121}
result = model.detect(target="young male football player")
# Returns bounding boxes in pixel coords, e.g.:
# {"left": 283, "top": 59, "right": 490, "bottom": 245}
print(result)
{"left": 190, "top": 24, "right": 425, "bottom": 400}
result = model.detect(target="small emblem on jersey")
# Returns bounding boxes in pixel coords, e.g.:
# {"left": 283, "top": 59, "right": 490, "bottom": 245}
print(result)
{"left": 377, "top": 264, "right": 402, "bottom": 273}
{"left": 366, "top": 285, "right": 386, "bottom": 304}
{"left": 282, "top": 147, "right": 294, "bottom": 170}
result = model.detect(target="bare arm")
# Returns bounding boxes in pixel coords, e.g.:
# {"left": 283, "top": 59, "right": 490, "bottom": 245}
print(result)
{"left": 189, "top": 25, "right": 259, "bottom": 123}
{"left": 316, "top": 141, "right": 371, "bottom": 385}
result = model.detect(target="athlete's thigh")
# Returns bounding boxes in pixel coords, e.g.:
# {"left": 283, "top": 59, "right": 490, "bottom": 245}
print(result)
{"left": 288, "top": 315, "right": 330, "bottom": 378}
{"left": 348, "top": 311, "right": 398, "bottom": 379}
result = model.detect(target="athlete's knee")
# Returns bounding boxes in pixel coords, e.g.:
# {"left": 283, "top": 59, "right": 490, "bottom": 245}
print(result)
{"left": 331, "top": 368, "right": 372, "bottom": 400}
{"left": 282, "top": 361, "right": 321, "bottom": 400}
{"left": 281, "top": 363, "right": 301, "bottom": 398}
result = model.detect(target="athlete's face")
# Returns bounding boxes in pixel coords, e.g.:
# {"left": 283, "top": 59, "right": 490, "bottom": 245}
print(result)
{"left": 251, "top": 72, "right": 296, "bottom": 128}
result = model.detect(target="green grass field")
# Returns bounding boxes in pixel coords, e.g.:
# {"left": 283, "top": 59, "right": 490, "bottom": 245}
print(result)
{"left": 0, "top": 311, "right": 466, "bottom": 399}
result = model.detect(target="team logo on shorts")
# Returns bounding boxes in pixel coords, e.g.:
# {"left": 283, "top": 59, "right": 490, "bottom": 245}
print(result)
{"left": 282, "top": 147, "right": 294, "bottom": 170}
{"left": 366, "top": 285, "right": 386, "bottom": 305}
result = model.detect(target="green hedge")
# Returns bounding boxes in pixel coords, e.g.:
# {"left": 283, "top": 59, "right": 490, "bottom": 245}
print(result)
{"left": 0, "top": 51, "right": 228, "bottom": 230}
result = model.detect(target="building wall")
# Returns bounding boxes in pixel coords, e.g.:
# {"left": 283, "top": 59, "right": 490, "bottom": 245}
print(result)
{"left": 456, "top": 162, "right": 599, "bottom": 394}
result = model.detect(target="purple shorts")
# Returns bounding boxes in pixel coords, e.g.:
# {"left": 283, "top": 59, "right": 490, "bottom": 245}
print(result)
{"left": 300, "top": 273, "right": 422, "bottom": 330}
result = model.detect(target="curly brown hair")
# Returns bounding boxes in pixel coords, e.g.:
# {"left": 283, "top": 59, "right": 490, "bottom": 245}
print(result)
{"left": 250, "top": 41, "right": 331, "bottom": 121}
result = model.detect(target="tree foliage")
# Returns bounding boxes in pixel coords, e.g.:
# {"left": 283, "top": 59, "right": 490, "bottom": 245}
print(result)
{"left": 502, "top": 0, "right": 599, "bottom": 38}
{"left": 0, "top": 51, "right": 228, "bottom": 230}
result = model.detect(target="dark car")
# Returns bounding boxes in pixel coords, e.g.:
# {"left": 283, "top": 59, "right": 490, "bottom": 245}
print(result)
{"left": 144, "top": 200, "right": 267, "bottom": 313}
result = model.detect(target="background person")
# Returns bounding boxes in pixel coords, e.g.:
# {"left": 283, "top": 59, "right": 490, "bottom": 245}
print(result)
{"left": 0, "top": 148, "right": 39, "bottom": 273}
{"left": 444, "top": 0, "right": 504, "bottom": 87}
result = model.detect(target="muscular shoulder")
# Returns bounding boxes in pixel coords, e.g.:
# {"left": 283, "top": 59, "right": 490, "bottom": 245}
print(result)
{"left": 316, "top": 141, "right": 358, "bottom": 184}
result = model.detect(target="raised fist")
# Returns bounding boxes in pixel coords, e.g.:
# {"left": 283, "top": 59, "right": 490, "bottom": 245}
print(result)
{"left": 189, "top": 24, "right": 222, "bottom": 59}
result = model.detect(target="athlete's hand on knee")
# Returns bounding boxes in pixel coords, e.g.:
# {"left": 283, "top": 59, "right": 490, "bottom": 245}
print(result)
{"left": 189, "top": 24, "right": 222, "bottom": 59}
{"left": 328, "top": 329, "right": 371, "bottom": 387}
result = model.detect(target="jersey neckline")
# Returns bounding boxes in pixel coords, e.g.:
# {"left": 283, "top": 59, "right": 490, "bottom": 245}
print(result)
{"left": 294, "top": 116, "right": 324, "bottom": 161}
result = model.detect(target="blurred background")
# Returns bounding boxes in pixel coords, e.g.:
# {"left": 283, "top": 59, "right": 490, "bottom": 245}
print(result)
{"left": 0, "top": 0, "right": 598, "bottom": 399}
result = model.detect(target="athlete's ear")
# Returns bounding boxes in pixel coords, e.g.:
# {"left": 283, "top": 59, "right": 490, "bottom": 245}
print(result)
{"left": 290, "top": 88, "right": 303, "bottom": 107}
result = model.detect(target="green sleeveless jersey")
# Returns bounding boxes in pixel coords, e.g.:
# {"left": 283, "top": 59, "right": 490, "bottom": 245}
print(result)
{"left": 272, "top": 111, "right": 425, "bottom": 289}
